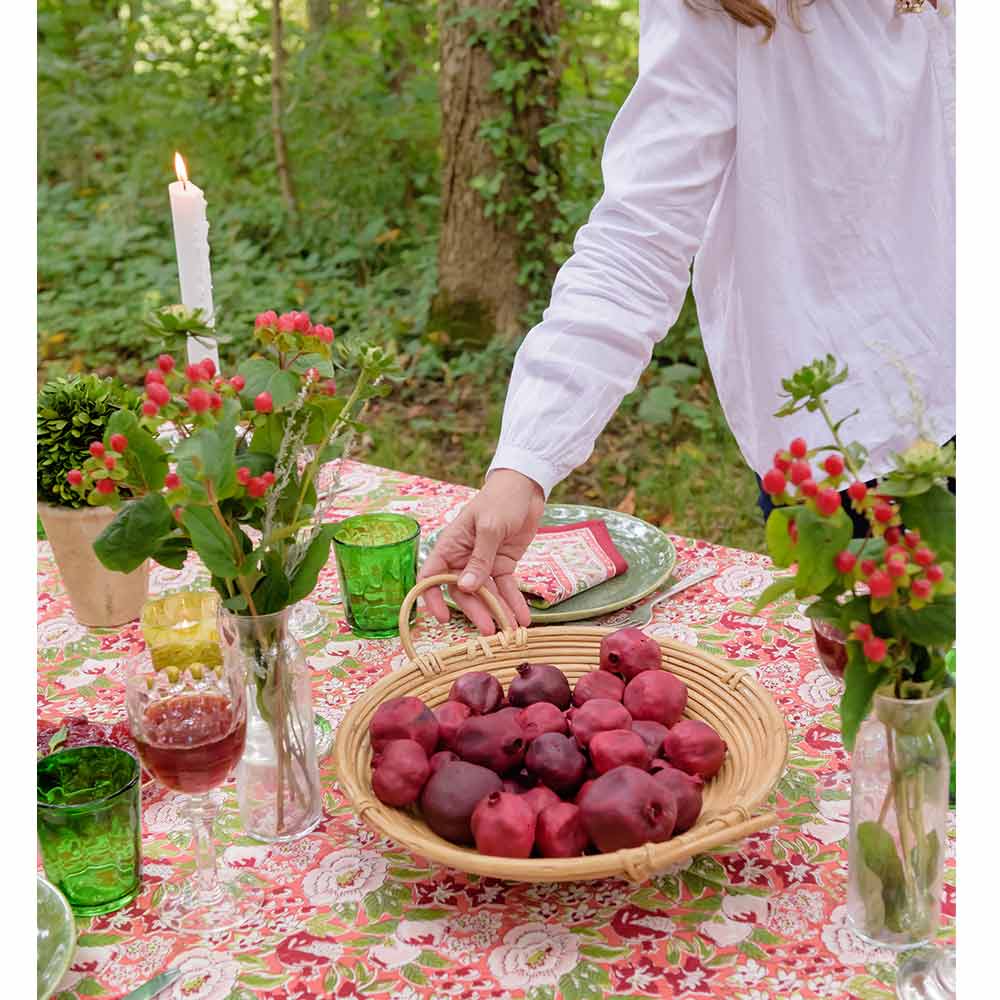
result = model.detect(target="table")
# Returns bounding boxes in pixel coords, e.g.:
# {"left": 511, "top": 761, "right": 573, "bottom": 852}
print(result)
{"left": 37, "top": 460, "right": 955, "bottom": 1000}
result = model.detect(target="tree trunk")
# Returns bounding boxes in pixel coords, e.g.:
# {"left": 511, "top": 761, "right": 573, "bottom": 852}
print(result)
{"left": 307, "top": 0, "right": 331, "bottom": 32}
{"left": 270, "top": 0, "right": 299, "bottom": 217}
{"left": 433, "top": 0, "right": 563, "bottom": 345}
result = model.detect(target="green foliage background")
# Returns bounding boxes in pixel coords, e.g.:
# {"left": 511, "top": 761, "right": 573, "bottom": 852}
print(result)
{"left": 38, "top": 0, "right": 763, "bottom": 550}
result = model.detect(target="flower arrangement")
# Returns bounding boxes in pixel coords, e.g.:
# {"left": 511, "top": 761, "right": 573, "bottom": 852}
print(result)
{"left": 37, "top": 374, "right": 139, "bottom": 509}
{"left": 67, "top": 303, "right": 398, "bottom": 837}
{"left": 756, "top": 355, "right": 955, "bottom": 945}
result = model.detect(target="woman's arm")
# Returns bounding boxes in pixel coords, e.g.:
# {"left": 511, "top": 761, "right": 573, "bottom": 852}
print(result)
{"left": 489, "top": 0, "right": 738, "bottom": 496}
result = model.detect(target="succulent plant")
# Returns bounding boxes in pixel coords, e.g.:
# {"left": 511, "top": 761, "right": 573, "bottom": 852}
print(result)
{"left": 37, "top": 374, "right": 139, "bottom": 508}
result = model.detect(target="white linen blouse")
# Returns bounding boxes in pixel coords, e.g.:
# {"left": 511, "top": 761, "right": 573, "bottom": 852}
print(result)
{"left": 489, "top": 0, "right": 955, "bottom": 496}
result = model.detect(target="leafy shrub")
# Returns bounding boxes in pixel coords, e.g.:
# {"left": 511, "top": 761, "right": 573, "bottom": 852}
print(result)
{"left": 37, "top": 375, "right": 139, "bottom": 508}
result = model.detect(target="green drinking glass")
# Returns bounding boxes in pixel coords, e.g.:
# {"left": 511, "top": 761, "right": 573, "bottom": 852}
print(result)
{"left": 37, "top": 746, "right": 142, "bottom": 916}
{"left": 332, "top": 513, "right": 420, "bottom": 638}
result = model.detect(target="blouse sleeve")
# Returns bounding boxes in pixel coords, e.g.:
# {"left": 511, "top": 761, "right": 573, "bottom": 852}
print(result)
{"left": 488, "top": 0, "right": 738, "bottom": 496}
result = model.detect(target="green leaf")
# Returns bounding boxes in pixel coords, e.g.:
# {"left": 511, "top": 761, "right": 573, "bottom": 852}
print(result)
{"left": 181, "top": 506, "right": 242, "bottom": 578}
{"left": 885, "top": 596, "right": 956, "bottom": 648}
{"left": 93, "top": 493, "right": 174, "bottom": 572}
{"left": 794, "top": 506, "right": 852, "bottom": 596}
{"left": 150, "top": 536, "right": 189, "bottom": 570}
{"left": 840, "top": 642, "right": 889, "bottom": 751}
{"left": 288, "top": 526, "right": 334, "bottom": 605}
{"left": 765, "top": 507, "right": 798, "bottom": 568}
{"left": 914, "top": 830, "right": 941, "bottom": 890}
{"left": 174, "top": 422, "right": 237, "bottom": 502}
{"left": 856, "top": 820, "right": 907, "bottom": 933}
{"left": 236, "top": 357, "right": 280, "bottom": 401}
{"left": 899, "top": 486, "right": 955, "bottom": 562}
{"left": 753, "top": 574, "right": 797, "bottom": 612}
{"left": 250, "top": 548, "right": 290, "bottom": 614}
{"left": 105, "top": 409, "right": 167, "bottom": 492}
{"left": 638, "top": 384, "right": 680, "bottom": 425}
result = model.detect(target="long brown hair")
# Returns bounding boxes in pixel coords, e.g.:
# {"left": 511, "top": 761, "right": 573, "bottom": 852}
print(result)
{"left": 685, "top": 1, "right": 810, "bottom": 40}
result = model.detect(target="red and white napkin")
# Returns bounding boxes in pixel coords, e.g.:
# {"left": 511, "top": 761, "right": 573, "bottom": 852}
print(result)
{"left": 514, "top": 520, "right": 629, "bottom": 609}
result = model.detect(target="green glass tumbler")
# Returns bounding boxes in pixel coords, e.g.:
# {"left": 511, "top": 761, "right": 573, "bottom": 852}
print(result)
{"left": 332, "top": 513, "right": 420, "bottom": 638}
{"left": 37, "top": 746, "right": 142, "bottom": 916}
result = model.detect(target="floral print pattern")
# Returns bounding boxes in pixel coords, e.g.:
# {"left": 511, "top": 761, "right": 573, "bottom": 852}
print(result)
{"left": 37, "top": 460, "right": 954, "bottom": 999}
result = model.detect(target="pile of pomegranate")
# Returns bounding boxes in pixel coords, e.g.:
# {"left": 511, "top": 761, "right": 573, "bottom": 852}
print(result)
{"left": 367, "top": 627, "right": 728, "bottom": 859}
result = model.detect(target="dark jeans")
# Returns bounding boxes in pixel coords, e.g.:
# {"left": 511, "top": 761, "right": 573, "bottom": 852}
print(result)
{"left": 756, "top": 441, "right": 956, "bottom": 540}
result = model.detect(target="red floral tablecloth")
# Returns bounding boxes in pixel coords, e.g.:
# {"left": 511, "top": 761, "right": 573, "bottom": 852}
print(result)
{"left": 37, "top": 460, "right": 955, "bottom": 1000}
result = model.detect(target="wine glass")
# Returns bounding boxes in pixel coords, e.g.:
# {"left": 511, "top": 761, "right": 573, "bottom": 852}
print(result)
{"left": 811, "top": 616, "right": 848, "bottom": 686}
{"left": 126, "top": 645, "right": 257, "bottom": 933}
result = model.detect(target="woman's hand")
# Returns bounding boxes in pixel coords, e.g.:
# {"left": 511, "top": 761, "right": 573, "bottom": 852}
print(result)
{"left": 419, "top": 469, "right": 545, "bottom": 634}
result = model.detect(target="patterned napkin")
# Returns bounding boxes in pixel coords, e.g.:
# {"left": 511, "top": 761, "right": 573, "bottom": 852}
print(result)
{"left": 514, "top": 520, "right": 629, "bottom": 609}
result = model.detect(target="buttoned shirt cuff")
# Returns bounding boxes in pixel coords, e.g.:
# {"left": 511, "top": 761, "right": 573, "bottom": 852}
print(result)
{"left": 486, "top": 446, "right": 564, "bottom": 500}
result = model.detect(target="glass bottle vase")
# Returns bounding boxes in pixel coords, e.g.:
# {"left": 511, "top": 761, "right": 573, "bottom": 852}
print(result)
{"left": 847, "top": 693, "right": 949, "bottom": 950}
{"left": 219, "top": 608, "right": 322, "bottom": 842}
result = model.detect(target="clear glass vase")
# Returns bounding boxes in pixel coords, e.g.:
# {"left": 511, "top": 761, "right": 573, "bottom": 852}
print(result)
{"left": 848, "top": 693, "right": 949, "bottom": 950}
{"left": 219, "top": 608, "right": 323, "bottom": 842}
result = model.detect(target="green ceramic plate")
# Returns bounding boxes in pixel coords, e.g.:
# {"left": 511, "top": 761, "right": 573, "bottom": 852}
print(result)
{"left": 37, "top": 875, "right": 75, "bottom": 1000}
{"left": 420, "top": 503, "right": 677, "bottom": 624}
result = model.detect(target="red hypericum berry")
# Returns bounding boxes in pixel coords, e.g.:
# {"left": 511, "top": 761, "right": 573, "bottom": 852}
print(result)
{"left": 926, "top": 564, "right": 945, "bottom": 583}
{"left": 911, "top": 578, "right": 933, "bottom": 600}
{"left": 861, "top": 559, "right": 878, "bottom": 577}
{"left": 314, "top": 324, "right": 334, "bottom": 344}
{"left": 147, "top": 382, "right": 171, "bottom": 406}
{"left": 823, "top": 454, "right": 845, "bottom": 477}
{"left": 293, "top": 311, "right": 311, "bottom": 332}
{"left": 887, "top": 557, "right": 908, "bottom": 578}
{"left": 66, "top": 469, "right": 83, "bottom": 486}
{"left": 142, "top": 400, "right": 159, "bottom": 418}
{"left": 187, "top": 388, "right": 211, "bottom": 413}
{"left": 144, "top": 369, "right": 165, "bottom": 386}
{"left": 201, "top": 358, "right": 216, "bottom": 378}
{"left": 255, "top": 310, "right": 278, "bottom": 328}
{"left": 157, "top": 353, "right": 175, "bottom": 373}
{"left": 262, "top": 471, "right": 276, "bottom": 486}
{"left": 277, "top": 313, "right": 296, "bottom": 333}
{"left": 847, "top": 481, "right": 868, "bottom": 502}
{"left": 109, "top": 433, "right": 128, "bottom": 453}
{"left": 322, "top": 379, "right": 336, "bottom": 396}
{"left": 230, "top": 374, "right": 246, "bottom": 392}
{"left": 773, "top": 450, "right": 791, "bottom": 473}
{"left": 914, "top": 547, "right": 935, "bottom": 567}
{"left": 867, "top": 570, "right": 894, "bottom": 599}
{"left": 885, "top": 544, "right": 908, "bottom": 563}
{"left": 96, "top": 478, "right": 116, "bottom": 495}
{"left": 213, "top": 378, "right": 224, "bottom": 391}
{"left": 89, "top": 441, "right": 105, "bottom": 458}
{"left": 874, "top": 503, "right": 894, "bottom": 524}
{"left": 164, "top": 472, "right": 180, "bottom": 490}
{"left": 103, "top": 455, "right": 116, "bottom": 470}
{"left": 789, "top": 460, "right": 811, "bottom": 486}
{"left": 246, "top": 476, "right": 267, "bottom": 498}
{"left": 185, "top": 363, "right": 202, "bottom": 383}
{"left": 762, "top": 468, "right": 786, "bottom": 495}
{"left": 305, "top": 367, "right": 320, "bottom": 383}
{"left": 789, "top": 437, "right": 808, "bottom": 459}
{"left": 903, "top": 530, "right": 921, "bottom": 549}
{"left": 883, "top": 526, "right": 902, "bottom": 546}
{"left": 834, "top": 551, "right": 856, "bottom": 574}
{"left": 209, "top": 392, "right": 223, "bottom": 411}
{"left": 816, "top": 488, "right": 841, "bottom": 516}
{"left": 863, "top": 637, "right": 888, "bottom": 663}
{"left": 800, "top": 478, "right": 819, "bottom": 498}
{"left": 853, "top": 623, "right": 874, "bottom": 642}
{"left": 236, "top": 466, "right": 251, "bottom": 486}
{"left": 172, "top": 505, "right": 183, "bottom": 523}
{"left": 254, "top": 392, "right": 273, "bottom": 413}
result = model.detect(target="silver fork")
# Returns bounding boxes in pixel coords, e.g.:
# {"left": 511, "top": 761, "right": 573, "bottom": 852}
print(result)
{"left": 597, "top": 563, "right": 719, "bottom": 628}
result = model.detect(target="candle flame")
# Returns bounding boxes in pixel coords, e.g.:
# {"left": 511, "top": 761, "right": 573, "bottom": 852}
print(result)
{"left": 174, "top": 152, "right": 189, "bottom": 186}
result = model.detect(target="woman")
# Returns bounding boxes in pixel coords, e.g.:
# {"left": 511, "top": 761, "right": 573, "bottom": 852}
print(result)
{"left": 421, "top": 0, "right": 955, "bottom": 634}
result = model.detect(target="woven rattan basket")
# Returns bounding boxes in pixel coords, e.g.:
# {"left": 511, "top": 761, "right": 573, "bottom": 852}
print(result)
{"left": 334, "top": 574, "right": 788, "bottom": 883}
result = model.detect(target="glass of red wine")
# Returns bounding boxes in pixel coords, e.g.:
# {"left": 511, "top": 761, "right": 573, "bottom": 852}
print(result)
{"left": 126, "top": 645, "right": 256, "bottom": 933}
{"left": 811, "top": 617, "right": 848, "bottom": 685}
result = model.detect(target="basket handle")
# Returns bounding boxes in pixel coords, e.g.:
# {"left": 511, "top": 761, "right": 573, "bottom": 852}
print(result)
{"left": 398, "top": 573, "right": 517, "bottom": 661}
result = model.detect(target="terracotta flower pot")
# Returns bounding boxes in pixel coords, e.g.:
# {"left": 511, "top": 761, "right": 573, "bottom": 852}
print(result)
{"left": 37, "top": 502, "right": 149, "bottom": 628}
